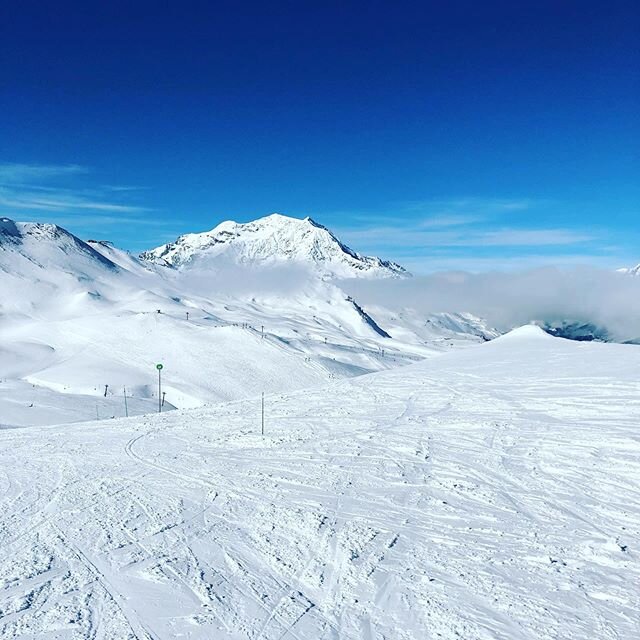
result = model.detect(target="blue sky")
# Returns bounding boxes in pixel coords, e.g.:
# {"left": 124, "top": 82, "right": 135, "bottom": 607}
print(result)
{"left": 1, "top": 0, "right": 637, "bottom": 272}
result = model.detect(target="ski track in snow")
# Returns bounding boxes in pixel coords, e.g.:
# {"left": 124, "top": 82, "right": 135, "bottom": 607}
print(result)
{"left": 1, "top": 330, "right": 639, "bottom": 639}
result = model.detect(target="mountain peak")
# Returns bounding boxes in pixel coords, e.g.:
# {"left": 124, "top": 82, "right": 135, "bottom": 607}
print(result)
{"left": 0, "top": 217, "right": 119, "bottom": 272}
{"left": 140, "top": 214, "right": 408, "bottom": 278}
{"left": 1, "top": 218, "right": 77, "bottom": 245}
{"left": 0, "top": 217, "right": 20, "bottom": 238}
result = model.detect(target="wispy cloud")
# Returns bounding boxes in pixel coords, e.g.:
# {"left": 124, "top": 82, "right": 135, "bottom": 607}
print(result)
{"left": 337, "top": 197, "right": 531, "bottom": 229}
{"left": 338, "top": 225, "right": 592, "bottom": 249}
{"left": 0, "top": 162, "right": 152, "bottom": 219}
{"left": 325, "top": 195, "right": 612, "bottom": 273}
{"left": 0, "top": 162, "right": 88, "bottom": 183}
{"left": 103, "top": 185, "right": 151, "bottom": 193}
{"left": 469, "top": 228, "right": 592, "bottom": 247}
{"left": 419, "top": 214, "right": 485, "bottom": 228}
{"left": 0, "top": 188, "right": 149, "bottom": 213}
{"left": 402, "top": 197, "right": 534, "bottom": 214}
{"left": 20, "top": 213, "right": 156, "bottom": 227}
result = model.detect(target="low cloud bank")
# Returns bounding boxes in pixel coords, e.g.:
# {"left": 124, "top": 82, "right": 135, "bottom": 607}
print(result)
{"left": 170, "top": 262, "right": 640, "bottom": 342}
{"left": 341, "top": 267, "right": 640, "bottom": 342}
{"left": 175, "top": 262, "right": 319, "bottom": 298}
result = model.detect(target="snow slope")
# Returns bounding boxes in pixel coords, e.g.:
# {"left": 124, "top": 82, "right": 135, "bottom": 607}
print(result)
{"left": 140, "top": 213, "right": 407, "bottom": 278}
{"left": 0, "top": 218, "right": 121, "bottom": 317}
{"left": 0, "top": 216, "right": 493, "bottom": 428}
{"left": 1, "top": 328, "right": 638, "bottom": 639}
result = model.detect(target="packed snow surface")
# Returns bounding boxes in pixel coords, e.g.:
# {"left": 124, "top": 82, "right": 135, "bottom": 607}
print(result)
{"left": 1, "top": 328, "right": 638, "bottom": 639}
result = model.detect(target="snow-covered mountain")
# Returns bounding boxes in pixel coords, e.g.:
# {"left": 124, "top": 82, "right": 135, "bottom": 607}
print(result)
{"left": 0, "top": 217, "right": 119, "bottom": 274}
{"left": 140, "top": 213, "right": 408, "bottom": 278}
{"left": 540, "top": 320, "right": 611, "bottom": 342}
{"left": 618, "top": 263, "right": 640, "bottom": 276}
{"left": 0, "top": 217, "right": 128, "bottom": 318}
{"left": 0, "top": 215, "right": 494, "bottom": 428}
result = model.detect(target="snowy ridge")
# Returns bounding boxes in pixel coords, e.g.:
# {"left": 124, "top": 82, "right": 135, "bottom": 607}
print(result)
{"left": 86, "top": 239, "right": 157, "bottom": 274}
{"left": 0, "top": 217, "right": 118, "bottom": 273}
{"left": 140, "top": 213, "right": 408, "bottom": 278}
{"left": 618, "top": 263, "right": 640, "bottom": 276}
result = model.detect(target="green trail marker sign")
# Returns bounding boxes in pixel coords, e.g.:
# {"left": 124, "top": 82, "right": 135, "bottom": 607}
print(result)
{"left": 156, "top": 364, "right": 164, "bottom": 412}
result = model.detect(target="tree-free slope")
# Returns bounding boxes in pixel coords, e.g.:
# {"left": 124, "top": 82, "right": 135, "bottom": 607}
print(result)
{"left": 1, "top": 327, "right": 638, "bottom": 639}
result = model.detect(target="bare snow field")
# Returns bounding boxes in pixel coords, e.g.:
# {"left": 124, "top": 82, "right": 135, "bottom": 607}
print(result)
{"left": 1, "top": 326, "right": 639, "bottom": 639}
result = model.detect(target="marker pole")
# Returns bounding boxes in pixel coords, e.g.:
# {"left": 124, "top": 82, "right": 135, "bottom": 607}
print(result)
{"left": 156, "top": 364, "right": 164, "bottom": 413}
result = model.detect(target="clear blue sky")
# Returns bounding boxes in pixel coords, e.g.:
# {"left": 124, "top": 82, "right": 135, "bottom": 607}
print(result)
{"left": 1, "top": 0, "right": 638, "bottom": 272}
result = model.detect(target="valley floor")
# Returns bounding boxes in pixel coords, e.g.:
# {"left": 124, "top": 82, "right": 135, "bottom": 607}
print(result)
{"left": 1, "top": 327, "right": 639, "bottom": 639}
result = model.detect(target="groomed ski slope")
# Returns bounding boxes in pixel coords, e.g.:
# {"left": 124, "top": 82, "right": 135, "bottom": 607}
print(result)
{"left": 1, "top": 326, "right": 639, "bottom": 639}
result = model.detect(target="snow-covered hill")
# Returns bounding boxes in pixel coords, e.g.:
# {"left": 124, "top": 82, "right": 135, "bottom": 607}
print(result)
{"left": 0, "top": 217, "right": 117, "bottom": 272}
{"left": 1, "top": 327, "right": 638, "bottom": 639}
{"left": 618, "top": 263, "right": 640, "bottom": 276}
{"left": 0, "top": 217, "right": 116, "bottom": 293}
{"left": 0, "top": 218, "right": 136, "bottom": 322}
{"left": 140, "top": 213, "right": 408, "bottom": 278}
{"left": 0, "top": 215, "right": 493, "bottom": 428}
